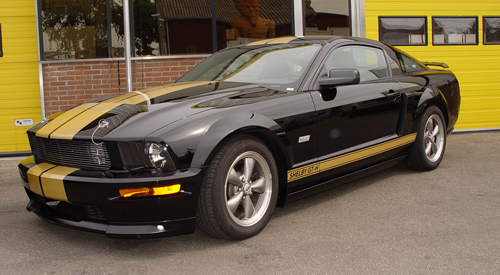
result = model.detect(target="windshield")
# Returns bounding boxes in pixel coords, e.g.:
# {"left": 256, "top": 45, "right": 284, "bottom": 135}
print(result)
{"left": 177, "top": 43, "right": 321, "bottom": 89}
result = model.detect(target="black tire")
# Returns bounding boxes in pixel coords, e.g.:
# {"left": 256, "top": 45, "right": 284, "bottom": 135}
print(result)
{"left": 407, "top": 106, "right": 447, "bottom": 171}
{"left": 196, "top": 135, "right": 278, "bottom": 240}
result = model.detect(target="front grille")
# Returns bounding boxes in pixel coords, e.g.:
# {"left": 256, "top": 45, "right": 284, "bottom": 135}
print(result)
{"left": 29, "top": 134, "right": 111, "bottom": 170}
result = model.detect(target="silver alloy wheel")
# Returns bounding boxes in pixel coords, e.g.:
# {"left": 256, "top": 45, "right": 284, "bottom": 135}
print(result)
{"left": 424, "top": 114, "right": 445, "bottom": 162}
{"left": 224, "top": 151, "right": 273, "bottom": 227}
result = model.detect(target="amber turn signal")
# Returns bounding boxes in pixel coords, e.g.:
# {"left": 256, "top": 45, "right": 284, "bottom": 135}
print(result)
{"left": 119, "top": 184, "right": 181, "bottom": 198}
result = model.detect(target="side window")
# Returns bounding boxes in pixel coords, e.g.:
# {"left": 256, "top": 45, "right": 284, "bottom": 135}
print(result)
{"left": 396, "top": 52, "right": 425, "bottom": 74}
{"left": 324, "top": 46, "right": 390, "bottom": 82}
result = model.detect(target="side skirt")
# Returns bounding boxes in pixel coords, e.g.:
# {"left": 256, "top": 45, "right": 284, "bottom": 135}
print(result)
{"left": 284, "top": 155, "right": 407, "bottom": 204}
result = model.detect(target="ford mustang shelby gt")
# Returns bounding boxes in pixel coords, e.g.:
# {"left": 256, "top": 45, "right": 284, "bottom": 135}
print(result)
{"left": 19, "top": 36, "right": 460, "bottom": 239}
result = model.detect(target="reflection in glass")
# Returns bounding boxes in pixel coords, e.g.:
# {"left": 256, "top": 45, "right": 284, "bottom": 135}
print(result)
{"left": 229, "top": 0, "right": 275, "bottom": 39}
{"left": 304, "top": 0, "right": 349, "bottom": 36}
{"left": 177, "top": 43, "right": 320, "bottom": 87}
{"left": 42, "top": 0, "right": 109, "bottom": 60}
{"left": 379, "top": 17, "right": 426, "bottom": 46}
{"left": 484, "top": 17, "right": 500, "bottom": 44}
{"left": 432, "top": 17, "right": 478, "bottom": 45}
{"left": 41, "top": 0, "right": 293, "bottom": 59}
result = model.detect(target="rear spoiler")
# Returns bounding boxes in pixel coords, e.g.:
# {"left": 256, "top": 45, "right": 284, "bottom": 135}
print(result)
{"left": 422, "top": 62, "right": 449, "bottom": 68}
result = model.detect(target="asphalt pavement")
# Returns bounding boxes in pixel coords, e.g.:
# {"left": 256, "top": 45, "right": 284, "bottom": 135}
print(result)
{"left": 1, "top": 131, "right": 499, "bottom": 274}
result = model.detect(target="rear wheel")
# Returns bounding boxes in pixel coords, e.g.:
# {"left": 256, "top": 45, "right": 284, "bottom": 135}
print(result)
{"left": 407, "top": 106, "right": 446, "bottom": 171}
{"left": 196, "top": 136, "right": 278, "bottom": 239}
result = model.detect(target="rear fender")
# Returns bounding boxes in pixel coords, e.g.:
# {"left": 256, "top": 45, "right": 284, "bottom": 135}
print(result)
{"left": 413, "top": 87, "right": 449, "bottom": 132}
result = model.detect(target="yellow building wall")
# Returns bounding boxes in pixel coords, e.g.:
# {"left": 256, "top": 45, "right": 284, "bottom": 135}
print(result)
{"left": 0, "top": 0, "right": 41, "bottom": 153}
{"left": 365, "top": 0, "right": 500, "bottom": 130}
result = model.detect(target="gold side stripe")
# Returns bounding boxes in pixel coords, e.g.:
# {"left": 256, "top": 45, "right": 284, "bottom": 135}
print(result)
{"left": 26, "top": 163, "right": 56, "bottom": 196}
{"left": 287, "top": 133, "right": 417, "bottom": 182}
{"left": 40, "top": 166, "right": 79, "bottom": 202}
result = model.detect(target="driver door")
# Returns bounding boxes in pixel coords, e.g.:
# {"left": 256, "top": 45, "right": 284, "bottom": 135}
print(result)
{"left": 297, "top": 45, "right": 404, "bottom": 189}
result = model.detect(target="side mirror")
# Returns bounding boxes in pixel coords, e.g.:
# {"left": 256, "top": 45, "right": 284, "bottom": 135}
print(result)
{"left": 318, "top": 69, "right": 360, "bottom": 87}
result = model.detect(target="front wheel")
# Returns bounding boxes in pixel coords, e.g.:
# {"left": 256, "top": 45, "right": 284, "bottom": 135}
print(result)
{"left": 407, "top": 106, "right": 447, "bottom": 171}
{"left": 196, "top": 136, "right": 278, "bottom": 239}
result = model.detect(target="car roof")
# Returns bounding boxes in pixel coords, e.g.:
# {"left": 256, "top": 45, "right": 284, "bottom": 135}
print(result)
{"left": 237, "top": 36, "right": 382, "bottom": 47}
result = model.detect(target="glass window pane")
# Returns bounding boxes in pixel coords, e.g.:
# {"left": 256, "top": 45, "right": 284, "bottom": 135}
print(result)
{"left": 396, "top": 52, "right": 425, "bottom": 74}
{"left": 223, "top": 0, "right": 292, "bottom": 48}
{"left": 484, "top": 17, "right": 500, "bottom": 44}
{"left": 304, "top": 0, "right": 350, "bottom": 36}
{"left": 42, "top": 0, "right": 109, "bottom": 60}
{"left": 325, "top": 46, "right": 389, "bottom": 82}
{"left": 432, "top": 17, "right": 478, "bottom": 45}
{"left": 379, "top": 17, "right": 427, "bottom": 46}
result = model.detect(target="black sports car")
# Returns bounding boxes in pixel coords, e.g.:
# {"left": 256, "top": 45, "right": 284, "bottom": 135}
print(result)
{"left": 19, "top": 36, "right": 460, "bottom": 239}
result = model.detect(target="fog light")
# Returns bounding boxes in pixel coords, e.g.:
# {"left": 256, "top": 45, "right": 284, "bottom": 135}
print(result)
{"left": 119, "top": 184, "right": 181, "bottom": 198}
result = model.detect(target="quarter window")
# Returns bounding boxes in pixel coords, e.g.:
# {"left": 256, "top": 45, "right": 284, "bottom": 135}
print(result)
{"left": 396, "top": 52, "right": 425, "bottom": 74}
{"left": 325, "top": 46, "right": 389, "bottom": 82}
{"left": 379, "top": 17, "right": 427, "bottom": 46}
{"left": 432, "top": 17, "right": 478, "bottom": 45}
{"left": 484, "top": 17, "right": 500, "bottom": 44}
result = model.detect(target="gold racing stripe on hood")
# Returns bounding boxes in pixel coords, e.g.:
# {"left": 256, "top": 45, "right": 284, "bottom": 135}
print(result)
{"left": 38, "top": 81, "right": 215, "bottom": 140}
{"left": 35, "top": 103, "right": 98, "bottom": 138}
{"left": 48, "top": 102, "right": 123, "bottom": 140}
{"left": 287, "top": 133, "right": 417, "bottom": 182}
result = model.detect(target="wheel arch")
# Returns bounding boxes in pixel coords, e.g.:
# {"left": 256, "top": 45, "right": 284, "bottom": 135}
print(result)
{"left": 414, "top": 88, "right": 450, "bottom": 132}
{"left": 191, "top": 113, "right": 292, "bottom": 207}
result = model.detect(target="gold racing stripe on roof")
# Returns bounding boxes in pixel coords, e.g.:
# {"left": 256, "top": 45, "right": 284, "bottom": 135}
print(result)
{"left": 40, "top": 166, "right": 79, "bottom": 202}
{"left": 287, "top": 133, "right": 417, "bottom": 182}
{"left": 247, "top": 36, "right": 297, "bottom": 46}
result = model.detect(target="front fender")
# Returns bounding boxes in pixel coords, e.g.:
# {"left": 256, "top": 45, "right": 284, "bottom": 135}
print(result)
{"left": 191, "top": 112, "right": 290, "bottom": 168}
{"left": 149, "top": 111, "right": 290, "bottom": 171}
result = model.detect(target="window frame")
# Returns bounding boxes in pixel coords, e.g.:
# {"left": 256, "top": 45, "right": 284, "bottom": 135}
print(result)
{"left": 432, "top": 16, "right": 479, "bottom": 46}
{"left": 483, "top": 16, "right": 500, "bottom": 45}
{"left": 322, "top": 44, "right": 392, "bottom": 83}
{"left": 378, "top": 16, "right": 428, "bottom": 46}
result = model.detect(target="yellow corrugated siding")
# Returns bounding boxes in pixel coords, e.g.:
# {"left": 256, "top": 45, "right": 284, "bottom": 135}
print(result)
{"left": 365, "top": 0, "right": 500, "bottom": 130}
{"left": 0, "top": 0, "right": 41, "bottom": 153}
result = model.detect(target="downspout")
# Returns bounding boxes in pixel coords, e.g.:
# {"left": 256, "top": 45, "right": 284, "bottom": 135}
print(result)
{"left": 350, "top": 0, "right": 366, "bottom": 37}
{"left": 123, "top": 0, "right": 133, "bottom": 93}
{"left": 35, "top": 0, "right": 45, "bottom": 119}
{"left": 292, "top": 0, "right": 304, "bottom": 37}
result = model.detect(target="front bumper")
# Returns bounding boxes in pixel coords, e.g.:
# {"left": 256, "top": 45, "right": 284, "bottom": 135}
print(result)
{"left": 19, "top": 157, "right": 204, "bottom": 238}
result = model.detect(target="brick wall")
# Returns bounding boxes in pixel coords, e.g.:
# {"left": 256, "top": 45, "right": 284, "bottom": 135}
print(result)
{"left": 42, "top": 57, "right": 205, "bottom": 116}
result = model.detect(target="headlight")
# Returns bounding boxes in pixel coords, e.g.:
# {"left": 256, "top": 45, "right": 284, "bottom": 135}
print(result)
{"left": 146, "top": 143, "right": 176, "bottom": 171}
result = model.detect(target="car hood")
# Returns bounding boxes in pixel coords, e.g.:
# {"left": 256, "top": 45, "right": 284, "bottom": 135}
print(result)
{"left": 30, "top": 81, "right": 280, "bottom": 141}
